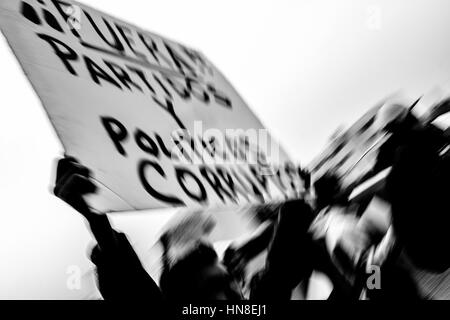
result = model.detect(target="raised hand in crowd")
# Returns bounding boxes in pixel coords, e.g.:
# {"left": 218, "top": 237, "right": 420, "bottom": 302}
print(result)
{"left": 53, "top": 156, "right": 163, "bottom": 301}
{"left": 54, "top": 156, "right": 97, "bottom": 218}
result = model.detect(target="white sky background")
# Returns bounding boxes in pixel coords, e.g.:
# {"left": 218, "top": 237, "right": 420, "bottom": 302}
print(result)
{"left": 1, "top": 0, "right": 450, "bottom": 299}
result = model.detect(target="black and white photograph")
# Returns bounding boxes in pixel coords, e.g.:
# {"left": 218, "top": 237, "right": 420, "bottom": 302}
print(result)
{"left": 1, "top": 0, "right": 450, "bottom": 314}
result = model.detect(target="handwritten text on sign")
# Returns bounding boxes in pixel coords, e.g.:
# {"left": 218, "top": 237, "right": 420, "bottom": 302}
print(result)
{"left": 0, "top": 0, "right": 305, "bottom": 211}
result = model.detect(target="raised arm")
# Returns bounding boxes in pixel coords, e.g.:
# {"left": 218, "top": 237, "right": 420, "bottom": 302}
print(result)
{"left": 53, "top": 156, "right": 163, "bottom": 301}
{"left": 53, "top": 157, "right": 118, "bottom": 252}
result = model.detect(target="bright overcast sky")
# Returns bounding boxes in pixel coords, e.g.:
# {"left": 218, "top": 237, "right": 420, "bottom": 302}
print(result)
{"left": 2, "top": 0, "right": 450, "bottom": 299}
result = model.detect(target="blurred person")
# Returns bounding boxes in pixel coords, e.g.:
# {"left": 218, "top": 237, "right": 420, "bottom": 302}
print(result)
{"left": 159, "top": 209, "right": 216, "bottom": 269}
{"left": 354, "top": 99, "right": 450, "bottom": 299}
{"left": 54, "top": 157, "right": 243, "bottom": 301}
{"left": 223, "top": 175, "right": 358, "bottom": 300}
{"left": 221, "top": 169, "right": 312, "bottom": 284}
{"left": 305, "top": 98, "right": 450, "bottom": 300}
{"left": 368, "top": 98, "right": 449, "bottom": 178}
{"left": 376, "top": 102, "right": 450, "bottom": 274}
{"left": 54, "top": 157, "right": 162, "bottom": 301}
{"left": 251, "top": 169, "right": 422, "bottom": 300}
{"left": 222, "top": 203, "right": 281, "bottom": 282}
{"left": 249, "top": 199, "right": 320, "bottom": 300}
{"left": 159, "top": 241, "right": 243, "bottom": 300}
{"left": 250, "top": 174, "right": 372, "bottom": 300}
{"left": 375, "top": 101, "right": 450, "bottom": 271}
{"left": 311, "top": 172, "right": 424, "bottom": 300}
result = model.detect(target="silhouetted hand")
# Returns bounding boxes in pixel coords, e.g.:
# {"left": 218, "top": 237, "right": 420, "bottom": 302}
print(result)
{"left": 53, "top": 157, "right": 98, "bottom": 218}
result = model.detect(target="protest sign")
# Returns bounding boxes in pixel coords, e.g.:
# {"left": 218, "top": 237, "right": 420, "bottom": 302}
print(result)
{"left": 0, "top": 0, "right": 304, "bottom": 211}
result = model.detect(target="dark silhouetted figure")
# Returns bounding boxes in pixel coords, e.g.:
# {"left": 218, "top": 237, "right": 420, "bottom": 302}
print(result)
{"left": 54, "top": 157, "right": 243, "bottom": 301}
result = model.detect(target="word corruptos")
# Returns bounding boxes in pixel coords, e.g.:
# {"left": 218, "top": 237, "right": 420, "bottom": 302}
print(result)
{"left": 101, "top": 117, "right": 303, "bottom": 207}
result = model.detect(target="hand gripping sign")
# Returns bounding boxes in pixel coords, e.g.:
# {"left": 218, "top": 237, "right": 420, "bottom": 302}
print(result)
{"left": 0, "top": 0, "right": 305, "bottom": 212}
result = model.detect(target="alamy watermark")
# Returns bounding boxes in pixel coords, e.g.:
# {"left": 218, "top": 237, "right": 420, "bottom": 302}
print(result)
{"left": 64, "top": 4, "right": 81, "bottom": 31}
{"left": 122, "top": 120, "right": 283, "bottom": 175}
{"left": 66, "top": 265, "right": 82, "bottom": 291}
{"left": 366, "top": 5, "right": 382, "bottom": 31}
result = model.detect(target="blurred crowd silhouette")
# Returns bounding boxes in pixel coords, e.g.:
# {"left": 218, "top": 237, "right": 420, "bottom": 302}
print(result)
{"left": 53, "top": 94, "right": 450, "bottom": 300}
